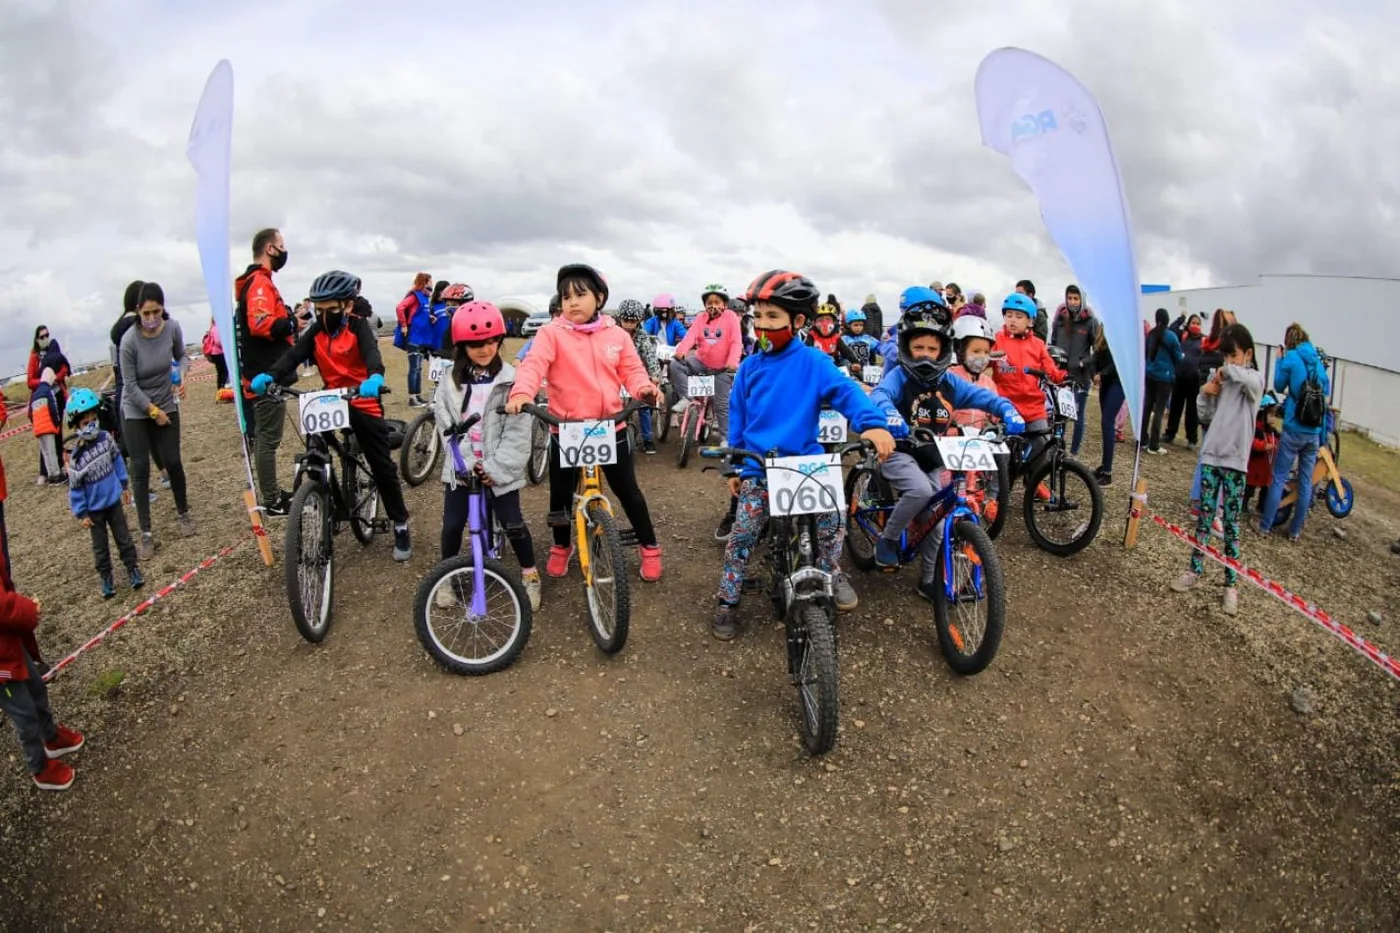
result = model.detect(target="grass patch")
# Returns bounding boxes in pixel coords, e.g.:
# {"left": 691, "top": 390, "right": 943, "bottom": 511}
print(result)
{"left": 89, "top": 669, "right": 126, "bottom": 698}
{"left": 1338, "top": 431, "right": 1400, "bottom": 496}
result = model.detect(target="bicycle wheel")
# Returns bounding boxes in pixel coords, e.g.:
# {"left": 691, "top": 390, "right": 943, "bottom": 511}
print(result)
{"left": 676, "top": 406, "right": 695, "bottom": 468}
{"left": 399, "top": 411, "right": 441, "bottom": 487}
{"left": 413, "top": 555, "right": 532, "bottom": 675}
{"left": 656, "top": 385, "right": 674, "bottom": 443}
{"left": 792, "top": 604, "right": 839, "bottom": 755}
{"left": 284, "top": 482, "right": 334, "bottom": 643}
{"left": 583, "top": 508, "right": 630, "bottom": 654}
{"left": 1022, "top": 456, "right": 1103, "bottom": 556}
{"left": 843, "top": 467, "right": 881, "bottom": 572}
{"left": 527, "top": 418, "right": 549, "bottom": 486}
{"left": 983, "top": 453, "right": 1012, "bottom": 541}
{"left": 345, "top": 458, "right": 380, "bottom": 546}
{"left": 933, "top": 520, "right": 1005, "bottom": 675}
{"left": 1324, "top": 477, "right": 1354, "bottom": 519}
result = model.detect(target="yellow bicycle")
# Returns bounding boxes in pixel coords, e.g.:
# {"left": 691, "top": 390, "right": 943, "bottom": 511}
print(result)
{"left": 517, "top": 401, "right": 647, "bottom": 655}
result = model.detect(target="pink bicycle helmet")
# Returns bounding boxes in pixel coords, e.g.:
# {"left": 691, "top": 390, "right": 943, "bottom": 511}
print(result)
{"left": 451, "top": 300, "right": 506, "bottom": 342}
{"left": 652, "top": 292, "right": 676, "bottom": 310}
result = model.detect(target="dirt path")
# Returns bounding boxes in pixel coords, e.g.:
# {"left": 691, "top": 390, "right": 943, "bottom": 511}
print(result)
{"left": 1, "top": 355, "right": 1396, "bottom": 931}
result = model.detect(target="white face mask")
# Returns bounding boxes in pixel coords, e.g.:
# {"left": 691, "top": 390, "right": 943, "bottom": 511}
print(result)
{"left": 37, "top": 337, "right": 51, "bottom": 350}
{"left": 77, "top": 422, "right": 99, "bottom": 440}
{"left": 963, "top": 353, "right": 989, "bottom": 375}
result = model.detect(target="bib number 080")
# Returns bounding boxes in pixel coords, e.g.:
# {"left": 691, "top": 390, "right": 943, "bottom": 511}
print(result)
{"left": 299, "top": 391, "right": 350, "bottom": 435}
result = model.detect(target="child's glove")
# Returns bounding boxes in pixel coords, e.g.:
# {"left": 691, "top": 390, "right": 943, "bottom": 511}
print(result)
{"left": 250, "top": 373, "right": 274, "bottom": 396}
{"left": 358, "top": 374, "right": 386, "bottom": 398}
{"left": 884, "top": 414, "right": 910, "bottom": 439}
{"left": 1003, "top": 412, "right": 1026, "bottom": 435}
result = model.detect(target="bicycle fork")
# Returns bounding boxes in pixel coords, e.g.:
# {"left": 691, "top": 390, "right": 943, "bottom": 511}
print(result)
{"left": 466, "top": 491, "right": 490, "bottom": 617}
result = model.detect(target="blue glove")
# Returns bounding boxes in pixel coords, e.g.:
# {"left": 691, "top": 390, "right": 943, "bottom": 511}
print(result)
{"left": 1003, "top": 412, "right": 1026, "bottom": 435}
{"left": 358, "top": 373, "right": 386, "bottom": 399}
{"left": 250, "top": 373, "right": 274, "bottom": 396}
{"left": 884, "top": 414, "right": 910, "bottom": 440}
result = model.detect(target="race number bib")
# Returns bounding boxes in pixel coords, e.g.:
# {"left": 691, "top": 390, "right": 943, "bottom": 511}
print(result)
{"left": 428, "top": 357, "right": 450, "bottom": 383}
{"left": 934, "top": 436, "right": 1008, "bottom": 472}
{"left": 862, "top": 364, "right": 883, "bottom": 385}
{"left": 687, "top": 375, "right": 715, "bottom": 397}
{"left": 1056, "top": 387, "right": 1078, "bottom": 420}
{"left": 766, "top": 454, "right": 844, "bottom": 517}
{"left": 558, "top": 420, "right": 617, "bottom": 468}
{"left": 656, "top": 344, "right": 677, "bottom": 362}
{"left": 299, "top": 391, "right": 350, "bottom": 435}
{"left": 817, "top": 409, "right": 847, "bottom": 444}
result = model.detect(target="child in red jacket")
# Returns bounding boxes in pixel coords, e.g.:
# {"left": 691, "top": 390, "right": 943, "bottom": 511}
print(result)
{"left": 991, "top": 294, "right": 1065, "bottom": 429}
{"left": 1244, "top": 394, "right": 1280, "bottom": 514}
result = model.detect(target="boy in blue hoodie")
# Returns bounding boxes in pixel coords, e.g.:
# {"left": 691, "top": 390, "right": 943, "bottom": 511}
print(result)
{"left": 869, "top": 304, "right": 1025, "bottom": 594}
{"left": 711, "top": 270, "right": 896, "bottom": 641}
{"left": 65, "top": 390, "right": 144, "bottom": 599}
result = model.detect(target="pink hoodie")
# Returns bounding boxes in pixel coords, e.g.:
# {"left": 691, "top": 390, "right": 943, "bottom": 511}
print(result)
{"left": 510, "top": 317, "right": 655, "bottom": 423}
{"left": 675, "top": 309, "right": 742, "bottom": 371}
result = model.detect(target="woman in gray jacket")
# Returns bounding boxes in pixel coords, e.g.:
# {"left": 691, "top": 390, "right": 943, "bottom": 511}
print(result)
{"left": 432, "top": 301, "right": 539, "bottom": 610}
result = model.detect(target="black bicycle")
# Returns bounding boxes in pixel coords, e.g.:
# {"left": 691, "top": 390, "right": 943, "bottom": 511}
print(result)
{"left": 399, "top": 351, "right": 450, "bottom": 486}
{"left": 700, "top": 440, "right": 871, "bottom": 755}
{"left": 270, "top": 385, "right": 404, "bottom": 642}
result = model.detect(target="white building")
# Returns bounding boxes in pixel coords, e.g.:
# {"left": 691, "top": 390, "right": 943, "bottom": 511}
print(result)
{"left": 1138, "top": 275, "right": 1400, "bottom": 447}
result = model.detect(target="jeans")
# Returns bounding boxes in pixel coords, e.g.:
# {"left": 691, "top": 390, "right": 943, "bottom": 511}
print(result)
{"left": 1097, "top": 381, "right": 1125, "bottom": 473}
{"left": 87, "top": 502, "right": 139, "bottom": 577}
{"left": 1143, "top": 378, "right": 1172, "bottom": 450}
{"left": 1260, "top": 430, "right": 1319, "bottom": 537}
{"left": 407, "top": 348, "right": 424, "bottom": 397}
{"left": 0, "top": 649, "right": 57, "bottom": 774}
{"left": 669, "top": 357, "right": 732, "bottom": 442}
{"left": 638, "top": 408, "right": 654, "bottom": 443}
{"left": 1070, "top": 384, "right": 1091, "bottom": 455}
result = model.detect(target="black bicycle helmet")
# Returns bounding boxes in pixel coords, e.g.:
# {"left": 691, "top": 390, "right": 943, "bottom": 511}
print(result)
{"left": 548, "top": 293, "right": 561, "bottom": 316}
{"left": 556, "top": 263, "right": 609, "bottom": 309}
{"left": 728, "top": 296, "right": 748, "bottom": 315}
{"left": 308, "top": 270, "right": 361, "bottom": 302}
{"left": 742, "top": 270, "right": 820, "bottom": 316}
{"left": 617, "top": 298, "right": 645, "bottom": 321}
{"left": 897, "top": 306, "right": 954, "bottom": 385}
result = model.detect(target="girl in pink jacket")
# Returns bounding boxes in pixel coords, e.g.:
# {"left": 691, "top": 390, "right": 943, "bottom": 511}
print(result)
{"left": 508, "top": 265, "right": 665, "bottom": 581}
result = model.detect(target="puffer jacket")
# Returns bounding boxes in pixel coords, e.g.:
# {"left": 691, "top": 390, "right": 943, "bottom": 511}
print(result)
{"left": 0, "top": 538, "right": 41, "bottom": 684}
{"left": 432, "top": 362, "right": 531, "bottom": 493}
{"left": 510, "top": 317, "right": 654, "bottom": 424}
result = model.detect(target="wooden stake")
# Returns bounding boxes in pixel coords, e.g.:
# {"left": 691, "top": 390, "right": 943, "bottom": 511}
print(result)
{"left": 244, "top": 489, "right": 275, "bottom": 566}
{"left": 1123, "top": 478, "right": 1148, "bottom": 549}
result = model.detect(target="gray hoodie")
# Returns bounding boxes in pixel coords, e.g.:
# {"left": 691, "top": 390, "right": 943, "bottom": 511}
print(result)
{"left": 1198, "top": 363, "right": 1264, "bottom": 474}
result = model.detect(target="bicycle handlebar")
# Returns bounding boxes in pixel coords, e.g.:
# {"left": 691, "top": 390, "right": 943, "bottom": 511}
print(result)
{"left": 505, "top": 400, "right": 649, "bottom": 428}
{"left": 700, "top": 439, "right": 873, "bottom": 470}
{"left": 265, "top": 384, "right": 393, "bottom": 400}
{"left": 443, "top": 412, "right": 482, "bottom": 438}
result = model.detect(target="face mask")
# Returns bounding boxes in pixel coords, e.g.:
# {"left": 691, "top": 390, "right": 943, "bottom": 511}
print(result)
{"left": 77, "top": 422, "right": 99, "bottom": 440}
{"left": 141, "top": 316, "right": 162, "bottom": 332}
{"left": 37, "top": 337, "right": 51, "bottom": 350}
{"left": 1188, "top": 324, "right": 1201, "bottom": 336}
{"left": 756, "top": 326, "right": 794, "bottom": 354}
{"left": 270, "top": 248, "right": 288, "bottom": 272}
{"left": 964, "top": 354, "right": 989, "bottom": 375}
{"left": 814, "top": 319, "right": 836, "bottom": 337}
{"left": 322, "top": 310, "right": 345, "bottom": 332}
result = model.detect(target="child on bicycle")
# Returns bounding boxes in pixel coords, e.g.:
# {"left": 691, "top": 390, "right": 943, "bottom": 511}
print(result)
{"left": 670, "top": 284, "right": 742, "bottom": 445}
{"left": 506, "top": 264, "right": 665, "bottom": 581}
{"left": 251, "top": 270, "right": 414, "bottom": 561}
{"left": 991, "top": 293, "right": 1065, "bottom": 431}
{"left": 65, "top": 389, "right": 145, "bottom": 599}
{"left": 947, "top": 316, "right": 1001, "bottom": 431}
{"left": 841, "top": 308, "right": 882, "bottom": 377}
{"left": 881, "top": 287, "right": 947, "bottom": 368}
{"left": 616, "top": 299, "right": 661, "bottom": 455}
{"left": 869, "top": 304, "right": 1024, "bottom": 588}
{"left": 711, "top": 270, "right": 896, "bottom": 641}
{"left": 805, "top": 302, "right": 861, "bottom": 374}
{"left": 434, "top": 283, "right": 474, "bottom": 356}
{"left": 433, "top": 301, "right": 541, "bottom": 610}
{"left": 1170, "top": 324, "right": 1263, "bottom": 616}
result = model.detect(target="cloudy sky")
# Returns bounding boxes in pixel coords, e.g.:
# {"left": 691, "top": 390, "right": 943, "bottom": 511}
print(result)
{"left": 1, "top": 0, "right": 1395, "bottom": 375}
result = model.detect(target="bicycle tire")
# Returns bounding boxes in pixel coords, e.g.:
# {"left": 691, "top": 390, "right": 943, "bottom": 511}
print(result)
{"left": 794, "top": 604, "right": 839, "bottom": 755}
{"left": 285, "top": 482, "right": 334, "bottom": 643}
{"left": 399, "top": 411, "right": 441, "bottom": 487}
{"left": 346, "top": 457, "right": 379, "bottom": 546}
{"left": 933, "top": 519, "right": 1005, "bottom": 675}
{"left": 676, "top": 406, "right": 694, "bottom": 468}
{"left": 583, "top": 509, "right": 630, "bottom": 654}
{"left": 527, "top": 418, "right": 549, "bottom": 486}
{"left": 413, "top": 555, "right": 532, "bottom": 675}
{"left": 656, "top": 385, "right": 674, "bottom": 443}
{"left": 843, "top": 467, "right": 880, "bottom": 572}
{"left": 984, "top": 453, "right": 1012, "bottom": 541}
{"left": 1022, "top": 457, "right": 1103, "bottom": 556}
{"left": 1325, "top": 477, "right": 1354, "bottom": 519}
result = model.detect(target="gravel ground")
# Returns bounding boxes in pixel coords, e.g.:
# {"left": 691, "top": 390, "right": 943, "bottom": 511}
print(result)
{"left": 0, "top": 348, "right": 1396, "bottom": 931}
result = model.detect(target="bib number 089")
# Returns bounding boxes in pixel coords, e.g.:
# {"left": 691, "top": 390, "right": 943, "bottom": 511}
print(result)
{"left": 558, "top": 420, "right": 617, "bottom": 468}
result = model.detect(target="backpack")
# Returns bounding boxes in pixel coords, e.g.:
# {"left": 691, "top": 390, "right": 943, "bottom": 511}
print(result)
{"left": 1295, "top": 356, "right": 1326, "bottom": 429}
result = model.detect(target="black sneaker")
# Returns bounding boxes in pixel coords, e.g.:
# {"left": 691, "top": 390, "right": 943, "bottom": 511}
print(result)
{"left": 714, "top": 512, "right": 735, "bottom": 541}
{"left": 712, "top": 605, "right": 740, "bottom": 641}
{"left": 643, "top": 439, "right": 657, "bottom": 455}
{"left": 264, "top": 492, "right": 292, "bottom": 518}
{"left": 393, "top": 525, "right": 412, "bottom": 562}
{"left": 916, "top": 579, "right": 940, "bottom": 602}
{"left": 1093, "top": 467, "right": 1113, "bottom": 487}
{"left": 100, "top": 575, "right": 116, "bottom": 600}
{"left": 129, "top": 566, "right": 145, "bottom": 590}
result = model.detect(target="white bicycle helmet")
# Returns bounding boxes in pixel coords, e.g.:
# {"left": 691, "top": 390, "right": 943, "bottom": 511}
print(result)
{"left": 952, "top": 314, "right": 995, "bottom": 345}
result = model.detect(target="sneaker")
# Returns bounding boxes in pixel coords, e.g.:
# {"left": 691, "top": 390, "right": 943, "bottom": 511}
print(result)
{"left": 32, "top": 759, "right": 74, "bottom": 792}
{"left": 148, "top": 491, "right": 159, "bottom": 504}
{"left": 833, "top": 572, "right": 858, "bottom": 612}
{"left": 521, "top": 569, "right": 542, "bottom": 611}
{"left": 263, "top": 492, "right": 292, "bottom": 518}
{"left": 643, "top": 439, "right": 657, "bottom": 455}
{"left": 1222, "top": 587, "right": 1239, "bottom": 616}
{"left": 639, "top": 545, "right": 663, "bottom": 582}
{"left": 44, "top": 725, "right": 84, "bottom": 759}
{"left": 1211, "top": 516, "right": 1224, "bottom": 538}
{"left": 392, "top": 525, "right": 412, "bottom": 562}
{"left": 407, "top": 396, "right": 425, "bottom": 409}
{"left": 128, "top": 566, "right": 145, "bottom": 590}
{"left": 714, "top": 513, "right": 735, "bottom": 542}
{"left": 159, "top": 473, "right": 172, "bottom": 490}
{"left": 1093, "top": 468, "right": 1113, "bottom": 488}
{"left": 916, "top": 578, "right": 940, "bottom": 602}
{"left": 1146, "top": 446, "right": 1167, "bottom": 456}
{"left": 434, "top": 581, "right": 456, "bottom": 609}
{"left": 100, "top": 575, "right": 115, "bottom": 600}
{"left": 138, "top": 533, "right": 155, "bottom": 561}
{"left": 874, "top": 537, "right": 901, "bottom": 570}
{"left": 712, "top": 604, "right": 740, "bottom": 641}
{"left": 1170, "top": 571, "right": 1199, "bottom": 593}
{"left": 177, "top": 512, "right": 198, "bottom": 538}
{"left": 546, "top": 545, "right": 574, "bottom": 578}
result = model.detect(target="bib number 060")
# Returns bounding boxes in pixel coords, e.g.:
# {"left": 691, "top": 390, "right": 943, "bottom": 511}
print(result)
{"left": 766, "top": 454, "right": 845, "bottom": 517}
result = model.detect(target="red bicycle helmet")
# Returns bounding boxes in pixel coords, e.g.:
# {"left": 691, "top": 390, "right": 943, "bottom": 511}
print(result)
{"left": 451, "top": 301, "right": 506, "bottom": 342}
{"left": 743, "top": 270, "right": 820, "bottom": 315}
{"left": 443, "top": 283, "right": 474, "bottom": 302}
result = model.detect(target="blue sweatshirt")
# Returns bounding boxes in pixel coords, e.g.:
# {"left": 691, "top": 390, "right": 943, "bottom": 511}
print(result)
{"left": 643, "top": 316, "right": 687, "bottom": 346}
{"left": 1145, "top": 328, "right": 1183, "bottom": 383}
{"left": 68, "top": 431, "right": 129, "bottom": 518}
{"left": 728, "top": 341, "right": 887, "bottom": 478}
{"left": 870, "top": 366, "right": 1022, "bottom": 430}
{"left": 406, "top": 291, "right": 437, "bottom": 347}
{"left": 1273, "top": 341, "right": 1329, "bottom": 437}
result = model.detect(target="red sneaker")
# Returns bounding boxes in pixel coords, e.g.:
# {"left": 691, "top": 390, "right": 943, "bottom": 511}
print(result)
{"left": 546, "top": 545, "right": 574, "bottom": 578}
{"left": 1035, "top": 482, "right": 1052, "bottom": 502}
{"left": 33, "top": 759, "right": 74, "bottom": 791}
{"left": 45, "top": 724, "right": 84, "bottom": 759}
{"left": 639, "top": 545, "right": 663, "bottom": 582}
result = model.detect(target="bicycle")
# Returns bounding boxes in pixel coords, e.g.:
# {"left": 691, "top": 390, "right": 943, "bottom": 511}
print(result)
{"left": 844, "top": 427, "right": 1008, "bottom": 675}
{"left": 674, "top": 373, "right": 720, "bottom": 469}
{"left": 399, "top": 351, "right": 451, "bottom": 486}
{"left": 271, "top": 384, "right": 405, "bottom": 643}
{"left": 700, "top": 440, "right": 871, "bottom": 755}
{"left": 517, "top": 400, "right": 648, "bottom": 654}
{"left": 526, "top": 387, "right": 550, "bottom": 485}
{"left": 412, "top": 412, "right": 532, "bottom": 675}
{"left": 1267, "top": 439, "right": 1354, "bottom": 529}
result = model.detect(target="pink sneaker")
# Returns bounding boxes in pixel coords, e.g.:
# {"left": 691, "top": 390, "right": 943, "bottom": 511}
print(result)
{"left": 639, "top": 545, "right": 663, "bottom": 582}
{"left": 546, "top": 546, "right": 573, "bottom": 578}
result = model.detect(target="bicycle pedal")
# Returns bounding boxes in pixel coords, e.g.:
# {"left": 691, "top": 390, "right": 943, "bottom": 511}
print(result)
{"left": 546, "top": 510, "right": 571, "bottom": 529}
{"left": 372, "top": 519, "right": 392, "bottom": 534}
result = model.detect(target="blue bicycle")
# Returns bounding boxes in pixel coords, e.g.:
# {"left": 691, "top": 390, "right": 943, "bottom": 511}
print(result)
{"left": 844, "top": 426, "right": 1008, "bottom": 675}
{"left": 412, "top": 412, "right": 533, "bottom": 675}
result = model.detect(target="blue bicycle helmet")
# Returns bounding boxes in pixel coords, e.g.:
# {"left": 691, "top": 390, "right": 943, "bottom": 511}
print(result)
{"left": 899, "top": 285, "right": 946, "bottom": 315}
{"left": 308, "top": 270, "right": 362, "bottom": 302}
{"left": 1001, "top": 293, "right": 1038, "bottom": 320}
{"left": 844, "top": 308, "right": 867, "bottom": 325}
{"left": 65, "top": 387, "right": 101, "bottom": 427}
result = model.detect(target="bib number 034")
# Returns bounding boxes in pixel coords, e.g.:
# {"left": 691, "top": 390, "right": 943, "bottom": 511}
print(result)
{"left": 299, "top": 391, "right": 350, "bottom": 435}
{"left": 933, "top": 436, "right": 1007, "bottom": 472}
{"left": 558, "top": 420, "right": 617, "bottom": 468}
{"left": 766, "top": 454, "right": 844, "bottom": 517}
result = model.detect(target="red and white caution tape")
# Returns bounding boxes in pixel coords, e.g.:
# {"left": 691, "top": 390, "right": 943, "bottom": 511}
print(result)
{"left": 0, "top": 423, "right": 34, "bottom": 442}
{"left": 1149, "top": 513, "right": 1400, "bottom": 682}
{"left": 41, "top": 538, "right": 247, "bottom": 683}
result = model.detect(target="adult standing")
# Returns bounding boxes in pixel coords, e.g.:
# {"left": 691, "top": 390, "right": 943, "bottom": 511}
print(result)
{"left": 1050, "top": 284, "right": 1101, "bottom": 457}
{"left": 1142, "top": 308, "right": 1182, "bottom": 455}
{"left": 957, "top": 293, "right": 988, "bottom": 320}
{"left": 27, "top": 326, "right": 71, "bottom": 414}
{"left": 1015, "top": 279, "right": 1048, "bottom": 341}
{"left": 236, "top": 227, "right": 297, "bottom": 516}
{"left": 120, "top": 283, "right": 196, "bottom": 558}
{"left": 396, "top": 273, "right": 433, "bottom": 408}
{"left": 203, "top": 317, "right": 229, "bottom": 390}
{"left": 110, "top": 281, "right": 168, "bottom": 489}
{"left": 1091, "top": 329, "right": 1123, "bottom": 487}
{"left": 26, "top": 327, "right": 71, "bottom": 482}
{"left": 860, "top": 293, "right": 883, "bottom": 338}
{"left": 1163, "top": 314, "right": 1203, "bottom": 447}
{"left": 1258, "top": 323, "right": 1330, "bottom": 540}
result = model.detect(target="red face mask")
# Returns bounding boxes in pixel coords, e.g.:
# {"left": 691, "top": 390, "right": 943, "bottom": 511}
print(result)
{"left": 1188, "top": 324, "right": 1202, "bottom": 336}
{"left": 756, "top": 326, "right": 794, "bottom": 353}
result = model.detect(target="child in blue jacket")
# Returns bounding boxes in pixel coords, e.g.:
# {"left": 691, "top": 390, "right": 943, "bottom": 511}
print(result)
{"left": 711, "top": 271, "right": 896, "bottom": 641}
{"left": 65, "top": 390, "right": 144, "bottom": 598}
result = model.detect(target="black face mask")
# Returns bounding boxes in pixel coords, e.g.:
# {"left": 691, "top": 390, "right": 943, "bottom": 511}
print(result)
{"left": 270, "top": 248, "right": 288, "bottom": 273}
{"left": 321, "top": 307, "right": 345, "bottom": 332}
